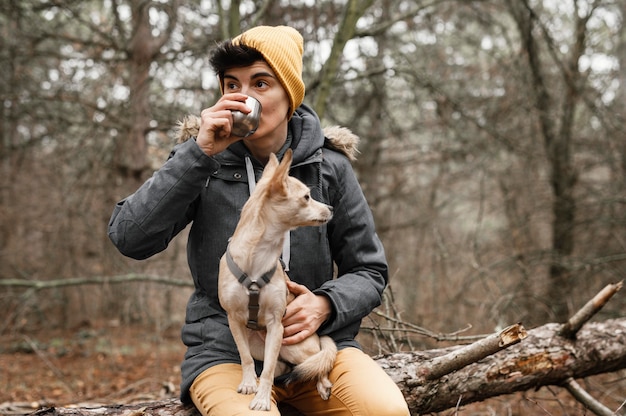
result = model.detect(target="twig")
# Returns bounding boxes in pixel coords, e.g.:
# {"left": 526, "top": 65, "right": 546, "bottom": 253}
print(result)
{"left": 559, "top": 281, "right": 623, "bottom": 339}
{"left": 367, "top": 310, "right": 489, "bottom": 342}
{"left": 23, "top": 336, "right": 75, "bottom": 396}
{"left": 419, "top": 323, "right": 527, "bottom": 380}
{"left": 563, "top": 377, "right": 616, "bottom": 416}
{"left": 453, "top": 395, "right": 463, "bottom": 414}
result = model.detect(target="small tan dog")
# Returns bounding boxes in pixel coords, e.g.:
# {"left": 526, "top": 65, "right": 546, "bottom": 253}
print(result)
{"left": 218, "top": 148, "right": 336, "bottom": 411}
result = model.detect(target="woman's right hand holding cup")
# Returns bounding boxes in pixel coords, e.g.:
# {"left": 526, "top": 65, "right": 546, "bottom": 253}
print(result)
{"left": 196, "top": 93, "right": 250, "bottom": 157}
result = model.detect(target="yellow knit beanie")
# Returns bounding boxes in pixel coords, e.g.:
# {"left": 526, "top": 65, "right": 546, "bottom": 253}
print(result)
{"left": 232, "top": 26, "right": 305, "bottom": 116}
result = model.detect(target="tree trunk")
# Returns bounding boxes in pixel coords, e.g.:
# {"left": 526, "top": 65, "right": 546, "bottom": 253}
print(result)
{"left": 312, "top": 0, "right": 373, "bottom": 120}
{"left": 513, "top": 0, "right": 583, "bottom": 322}
{"left": 115, "top": 0, "right": 178, "bottom": 183}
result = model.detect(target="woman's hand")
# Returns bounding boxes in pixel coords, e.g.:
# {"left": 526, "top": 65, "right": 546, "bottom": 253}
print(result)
{"left": 196, "top": 93, "right": 250, "bottom": 156}
{"left": 282, "top": 280, "right": 332, "bottom": 345}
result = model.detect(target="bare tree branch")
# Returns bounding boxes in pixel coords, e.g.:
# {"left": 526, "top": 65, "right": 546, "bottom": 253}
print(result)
{"left": 419, "top": 323, "right": 527, "bottom": 380}
{"left": 559, "top": 281, "right": 623, "bottom": 339}
{"left": 564, "top": 377, "right": 616, "bottom": 416}
{"left": 0, "top": 275, "right": 193, "bottom": 290}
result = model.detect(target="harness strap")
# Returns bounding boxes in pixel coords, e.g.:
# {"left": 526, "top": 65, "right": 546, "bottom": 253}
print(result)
{"left": 247, "top": 287, "right": 262, "bottom": 330}
{"left": 225, "top": 248, "right": 278, "bottom": 330}
{"left": 226, "top": 249, "right": 276, "bottom": 289}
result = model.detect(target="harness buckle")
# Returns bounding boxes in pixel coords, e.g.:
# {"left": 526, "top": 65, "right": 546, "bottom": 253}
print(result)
{"left": 246, "top": 286, "right": 263, "bottom": 330}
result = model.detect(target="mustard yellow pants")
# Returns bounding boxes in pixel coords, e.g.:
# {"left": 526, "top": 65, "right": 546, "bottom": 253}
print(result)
{"left": 190, "top": 347, "right": 410, "bottom": 416}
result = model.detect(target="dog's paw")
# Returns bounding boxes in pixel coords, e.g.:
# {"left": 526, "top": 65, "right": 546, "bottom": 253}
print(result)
{"left": 237, "top": 379, "right": 257, "bottom": 395}
{"left": 317, "top": 377, "right": 333, "bottom": 400}
{"left": 249, "top": 393, "right": 272, "bottom": 411}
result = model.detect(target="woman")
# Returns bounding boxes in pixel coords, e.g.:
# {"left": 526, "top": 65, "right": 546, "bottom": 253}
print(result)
{"left": 108, "top": 25, "right": 409, "bottom": 416}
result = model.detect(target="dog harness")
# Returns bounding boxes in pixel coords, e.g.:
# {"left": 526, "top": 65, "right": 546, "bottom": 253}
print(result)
{"left": 226, "top": 248, "right": 283, "bottom": 331}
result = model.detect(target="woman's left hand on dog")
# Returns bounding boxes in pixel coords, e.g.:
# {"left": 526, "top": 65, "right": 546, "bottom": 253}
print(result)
{"left": 282, "top": 280, "right": 332, "bottom": 345}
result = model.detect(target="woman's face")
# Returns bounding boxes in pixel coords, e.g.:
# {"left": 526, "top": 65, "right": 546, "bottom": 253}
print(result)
{"left": 223, "top": 61, "right": 290, "bottom": 144}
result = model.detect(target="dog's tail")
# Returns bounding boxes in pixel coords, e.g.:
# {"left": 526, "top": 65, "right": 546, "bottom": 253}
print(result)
{"left": 287, "top": 336, "right": 337, "bottom": 384}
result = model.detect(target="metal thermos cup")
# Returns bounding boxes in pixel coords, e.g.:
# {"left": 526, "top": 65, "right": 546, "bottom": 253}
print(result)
{"left": 231, "top": 96, "right": 262, "bottom": 137}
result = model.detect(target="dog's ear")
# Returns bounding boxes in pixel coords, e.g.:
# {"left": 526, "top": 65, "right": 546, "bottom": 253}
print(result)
{"left": 270, "top": 149, "right": 292, "bottom": 196}
{"left": 276, "top": 149, "right": 293, "bottom": 184}
{"left": 265, "top": 152, "right": 279, "bottom": 175}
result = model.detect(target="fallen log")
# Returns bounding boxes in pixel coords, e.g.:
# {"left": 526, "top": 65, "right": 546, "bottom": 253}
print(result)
{"left": 379, "top": 317, "right": 626, "bottom": 414}
{"left": 23, "top": 317, "right": 626, "bottom": 416}
{"left": 29, "top": 400, "right": 197, "bottom": 416}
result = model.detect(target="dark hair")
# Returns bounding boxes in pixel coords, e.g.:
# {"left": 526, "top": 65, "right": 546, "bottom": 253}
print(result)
{"left": 209, "top": 41, "right": 265, "bottom": 81}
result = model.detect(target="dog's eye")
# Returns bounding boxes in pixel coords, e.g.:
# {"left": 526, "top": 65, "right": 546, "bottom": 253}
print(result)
{"left": 304, "top": 194, "right": 310, "bottom": 201}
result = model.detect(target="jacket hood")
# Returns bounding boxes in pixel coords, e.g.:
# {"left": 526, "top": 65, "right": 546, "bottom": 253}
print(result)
{"left": 175, "top": 104, "right": 359, "bottom": 164}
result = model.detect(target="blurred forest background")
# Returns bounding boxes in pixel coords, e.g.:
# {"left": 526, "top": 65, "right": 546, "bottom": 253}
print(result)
{"left": 1, "top": 0, "right": 625, "bottom": 361}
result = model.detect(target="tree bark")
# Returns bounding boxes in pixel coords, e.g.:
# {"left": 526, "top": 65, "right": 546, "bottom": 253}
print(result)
{"left": 29, "top": 318, "right": 626, "bottom": 416}
{"left": 31, "top": 400, "right": 197, "bottom": 416}
{"left": 382, "top": 318, "right": 626, "bottom": 414}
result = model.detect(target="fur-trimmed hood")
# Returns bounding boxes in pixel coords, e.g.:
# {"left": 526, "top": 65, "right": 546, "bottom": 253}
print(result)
{"left": 175, "top": 110, "right": 360, "bottom": 162}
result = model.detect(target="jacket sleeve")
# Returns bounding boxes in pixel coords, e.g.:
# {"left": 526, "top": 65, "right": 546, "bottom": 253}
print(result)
{"left": 108, "top": 139, "right": 219, "bottom": 260}
{"left": 314, "top": 154, "right": 388, "bottom": 336}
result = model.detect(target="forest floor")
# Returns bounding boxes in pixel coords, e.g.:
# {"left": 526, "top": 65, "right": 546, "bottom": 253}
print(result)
{"left": 0, "top": 321, "right": 184, "bottom": 414}
{"left": 1, "top": 322, "right": 625, "bottom": 415}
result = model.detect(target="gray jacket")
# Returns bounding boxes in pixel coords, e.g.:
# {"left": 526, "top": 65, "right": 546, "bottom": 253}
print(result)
{"left": 108, "top": 105, "right": 388, "bottom": 403}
